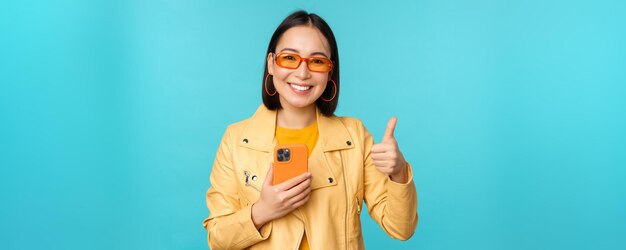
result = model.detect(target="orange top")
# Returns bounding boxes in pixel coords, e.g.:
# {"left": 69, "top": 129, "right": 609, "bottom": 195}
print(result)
{"left": 275, "top": 122, "right": 318, "bottom": 156}
{"left": 275, "top": 122, "right": 318, "bottom": 250}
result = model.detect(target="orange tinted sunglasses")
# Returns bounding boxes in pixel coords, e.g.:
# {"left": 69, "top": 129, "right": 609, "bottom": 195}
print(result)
{"left": 273, "top": 52, "right": 333, "bottom": 73}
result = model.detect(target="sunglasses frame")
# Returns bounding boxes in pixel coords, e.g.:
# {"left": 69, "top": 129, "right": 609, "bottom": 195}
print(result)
{"left": 272, "top": 52, "right": 334, "bottom": 73}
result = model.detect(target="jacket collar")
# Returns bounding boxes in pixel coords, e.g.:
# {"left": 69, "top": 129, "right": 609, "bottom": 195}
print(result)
{"left": 237, "top": 104, "right": 354, "bottom": 152}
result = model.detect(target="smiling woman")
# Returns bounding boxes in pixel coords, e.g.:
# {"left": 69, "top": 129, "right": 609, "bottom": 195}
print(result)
{"left": 266, "top": 25, "right": 336, "bottom": 118}
{"left": 261, "top": 12, "right": 340, "bottom": 117}
{"left": 203, "top": 10, "right": 418, "bottom": 250}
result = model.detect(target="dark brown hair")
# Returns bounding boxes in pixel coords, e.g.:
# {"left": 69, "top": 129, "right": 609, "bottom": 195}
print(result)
{"left": 262, "top": 10, "right": 340, "bottom": 116}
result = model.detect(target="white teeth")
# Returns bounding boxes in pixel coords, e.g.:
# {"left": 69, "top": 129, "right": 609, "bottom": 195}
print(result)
{"left": 289, "top": 83, "right": 311, "bottom": 91}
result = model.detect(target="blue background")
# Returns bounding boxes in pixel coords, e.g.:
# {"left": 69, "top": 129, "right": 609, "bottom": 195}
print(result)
{"left": 1, "top": 0, "right": 625, "bottom": 249}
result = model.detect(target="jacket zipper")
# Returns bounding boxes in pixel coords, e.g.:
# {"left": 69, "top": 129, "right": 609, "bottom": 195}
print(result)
{"left": 340, "top": 151, "right": 349, "bottom": 249}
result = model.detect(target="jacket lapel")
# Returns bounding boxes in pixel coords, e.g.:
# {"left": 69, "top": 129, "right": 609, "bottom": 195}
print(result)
{"left": 310, "top": 106, "right": 354, "bottom": 190}
{"left": 315, "top": 107, "right": 354, "bottom": 152}
{"left": 237, "top": 105, "right": 277, "bottom": 152}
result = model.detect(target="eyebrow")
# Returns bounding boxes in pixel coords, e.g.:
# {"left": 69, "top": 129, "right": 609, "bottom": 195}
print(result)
{"left": 279, "top": 48, "right": 329, "bottom": 58}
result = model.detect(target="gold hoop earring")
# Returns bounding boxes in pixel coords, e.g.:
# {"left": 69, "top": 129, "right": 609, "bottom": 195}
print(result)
{"left": 321, "top": 79, "right": 337, "bottom": 102}
{"left": 264, "top": 74, "right": 277, "bottom": 96}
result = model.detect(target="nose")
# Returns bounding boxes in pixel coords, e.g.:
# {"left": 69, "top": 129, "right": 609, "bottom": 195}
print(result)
{"left": 294, "top": 60, "right": 311, "bottom": 79}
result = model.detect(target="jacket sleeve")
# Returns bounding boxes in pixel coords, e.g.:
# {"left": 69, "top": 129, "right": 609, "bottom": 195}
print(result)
{"left": 202, "top": 127, "right": 272, "bottom": 249}
{"left": 360, "top": 122, "right": 418, "bottom": 240}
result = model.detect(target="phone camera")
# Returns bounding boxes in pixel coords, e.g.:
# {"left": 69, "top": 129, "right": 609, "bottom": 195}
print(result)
{"left": 277, "top": 148, "right": 291, "bottom": 162}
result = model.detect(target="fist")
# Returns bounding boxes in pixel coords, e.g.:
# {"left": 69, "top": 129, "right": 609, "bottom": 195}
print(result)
{"left": 371, "top": 116, "right": 408, "bottom": 183}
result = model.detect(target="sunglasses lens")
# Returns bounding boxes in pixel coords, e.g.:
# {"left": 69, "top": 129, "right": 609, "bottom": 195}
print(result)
{"left": 276, "top": 53, "right": 301, "bottom": 69}
{"left": 308, "top": 58, "right": 332, "bottom": 72}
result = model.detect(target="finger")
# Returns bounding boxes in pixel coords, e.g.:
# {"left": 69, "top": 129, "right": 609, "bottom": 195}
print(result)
{"left": 283, "top": 177, "right": 312, "bottom": 200}
{"left": 371, "top": 152, "right": 389, "bottom": 161}
{"left": 373, "top": 160, "right": 391, "bottom": 167}
{"left": 264, "top": 163, "right": 274, "bottom": 187}
{"left": 275, "top": 171, "right": 311, "bottom": 191}
{"left": 288, "top": 186, "right": 312, "bottom": 206}
{"left": 291, "top": 193, "right": 311, "bottom": 208}
{"left": 371, "top": 143, "right": 391, "bottom": 153}
{"left": 383, "top": 116, "right": 397, "bottom": 141}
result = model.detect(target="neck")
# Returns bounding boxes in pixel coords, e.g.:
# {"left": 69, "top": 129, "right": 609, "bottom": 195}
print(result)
{"left": 276, "top": 103, "right": 317, "bottom": 129}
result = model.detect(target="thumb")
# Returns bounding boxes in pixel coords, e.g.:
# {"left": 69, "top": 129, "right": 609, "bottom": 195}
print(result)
{"left": 264, "top": 163, "right": 274, "bottom": 187}
{"left": 383, "top": 116, "right": 397, "bottom": 141}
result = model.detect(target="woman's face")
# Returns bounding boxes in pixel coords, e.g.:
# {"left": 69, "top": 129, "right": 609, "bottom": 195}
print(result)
{"left": 267, "top": 25, "right": 332, "bottom": 110}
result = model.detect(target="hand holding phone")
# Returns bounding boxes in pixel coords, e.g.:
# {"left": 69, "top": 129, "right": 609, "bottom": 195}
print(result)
{"left": 251, "top": 146, "right": 312, "bottom": 229}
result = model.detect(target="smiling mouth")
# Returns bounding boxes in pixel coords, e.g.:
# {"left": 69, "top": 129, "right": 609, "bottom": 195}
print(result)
{"left": 289, "top": 83, "right": 312, "bottom": 91}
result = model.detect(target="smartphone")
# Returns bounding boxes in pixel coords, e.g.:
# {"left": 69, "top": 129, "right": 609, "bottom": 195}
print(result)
{"left": 273, "top": 144, "right": 308, "bottom": 185}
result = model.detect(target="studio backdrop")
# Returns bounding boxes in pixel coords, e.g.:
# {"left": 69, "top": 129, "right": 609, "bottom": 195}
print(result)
{"left": 1, "top": 0, "right": 624, "bottom": 249}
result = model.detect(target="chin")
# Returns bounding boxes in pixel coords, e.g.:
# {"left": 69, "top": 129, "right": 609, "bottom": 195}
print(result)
{"left": 282, "top": 97, "right": 317, "bottom": 109}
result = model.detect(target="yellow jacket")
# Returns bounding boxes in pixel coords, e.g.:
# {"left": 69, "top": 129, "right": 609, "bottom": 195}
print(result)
{"left": 203, "top": 105, "right": 418, "bottom": 249}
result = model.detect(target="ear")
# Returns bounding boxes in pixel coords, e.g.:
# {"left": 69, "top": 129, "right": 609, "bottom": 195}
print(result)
{"left": 267, "top": 53, "right": 274, "bottom": 75}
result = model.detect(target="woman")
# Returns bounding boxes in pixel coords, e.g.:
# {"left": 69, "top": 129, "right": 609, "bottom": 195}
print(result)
{"left": 203, "top": 11, "right": 418, "bottom": 250}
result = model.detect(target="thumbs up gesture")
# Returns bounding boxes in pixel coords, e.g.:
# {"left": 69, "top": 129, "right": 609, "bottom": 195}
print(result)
{"left": 371, "top": 117, "right": 408, "bottom": 183}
